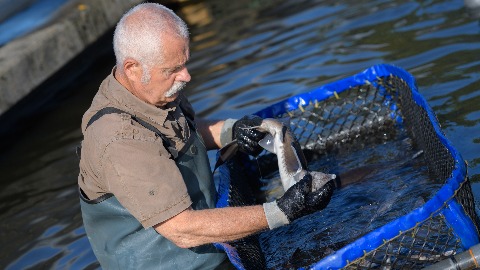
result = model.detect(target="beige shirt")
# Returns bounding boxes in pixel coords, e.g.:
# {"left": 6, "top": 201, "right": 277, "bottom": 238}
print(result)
{"left": 78, "top": 68, "right": 196, "bottom": 228}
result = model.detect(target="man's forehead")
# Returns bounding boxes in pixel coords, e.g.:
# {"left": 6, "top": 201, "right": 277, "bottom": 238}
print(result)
{"left": 162, "top": 36, "right": 189, "bottom": 61}
{"left": 167, "top": 50, "right": 189, "bottom": 66}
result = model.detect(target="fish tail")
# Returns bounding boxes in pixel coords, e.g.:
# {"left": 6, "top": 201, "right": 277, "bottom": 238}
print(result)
{"left": 310, "top": 171, "right": 337, "bottom": 192}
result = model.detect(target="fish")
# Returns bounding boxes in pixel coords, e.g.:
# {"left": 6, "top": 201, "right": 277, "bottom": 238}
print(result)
{"left": 255, "top": 118, "right": 336, "bottom": 191}
{"left": 332, "top": 165, "right": 376, "bottom": 188}
{"left": 214, "top": 118, "right": 374, "bottom": 192}
{"left": 214, "top": 118, "right": 336, "bottom": 192}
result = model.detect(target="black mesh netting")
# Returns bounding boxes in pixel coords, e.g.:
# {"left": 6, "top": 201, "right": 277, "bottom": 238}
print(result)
{"left": 220, "top": 74, "right": 479, "bottom": 269}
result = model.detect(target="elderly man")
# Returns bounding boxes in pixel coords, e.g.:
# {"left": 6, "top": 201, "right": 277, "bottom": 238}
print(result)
{"left": 78, "top": 3, "right": 333, "bottom": 269}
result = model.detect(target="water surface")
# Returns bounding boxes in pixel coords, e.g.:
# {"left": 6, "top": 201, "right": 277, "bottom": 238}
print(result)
{"left": 258, "top": 130, "right": 438, "bottom": 268}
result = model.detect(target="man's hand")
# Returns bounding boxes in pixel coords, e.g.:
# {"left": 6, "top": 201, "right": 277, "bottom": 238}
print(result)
{"left": 232, "top": 115, "right": 266, "bottom": 156}
{"left": 263, "top": 174, "right": 335, "bottom": 229}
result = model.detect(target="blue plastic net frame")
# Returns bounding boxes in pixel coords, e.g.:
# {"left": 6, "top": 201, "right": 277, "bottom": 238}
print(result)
{"left": 213, "top": 64, "right": 479, "bottom": 269}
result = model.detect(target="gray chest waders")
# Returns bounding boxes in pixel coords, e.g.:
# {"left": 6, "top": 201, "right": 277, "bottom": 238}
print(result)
{"left": 79, "top": 107, "right": 226, "bottom": 269}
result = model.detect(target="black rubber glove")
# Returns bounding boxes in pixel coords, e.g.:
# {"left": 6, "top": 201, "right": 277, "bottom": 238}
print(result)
{"left": 232, "top": 115, "right": 266, "bottom": 156}
{"left": 263, "top": 174, "right": 335, "bottom": 229}
{"left": 276, "top": 174, "right": 313, "bottom": 221}
{"left": 302, "top": 179, "right": 335, "bottom": 218}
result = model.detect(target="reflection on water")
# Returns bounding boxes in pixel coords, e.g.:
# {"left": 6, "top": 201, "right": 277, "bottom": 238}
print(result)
{"left": 0, "top": 0, "right": 479, "bottom": 268}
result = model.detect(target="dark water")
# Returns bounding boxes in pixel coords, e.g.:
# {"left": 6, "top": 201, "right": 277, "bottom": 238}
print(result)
{"left": 0, "top": 0, "right": 479, "bottom": 269}
{"left": 258, "top": 130, "right": 439, "bottom": 268}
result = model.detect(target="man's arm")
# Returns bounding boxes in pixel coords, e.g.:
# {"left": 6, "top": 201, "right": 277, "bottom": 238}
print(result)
{"left": 155, "top": 174, "right": 335, "bottom": 249}
{"left": 196, "top": 116, "right": 266, "bottom": 154}
{"left": 154, "top": 206, "right": 268, "bottom": 248}
{"left": 156, "top": 118, "right": 268, "bottom": 248}
{"left": 196, "top": 118, "right": 225, "bottom": 150}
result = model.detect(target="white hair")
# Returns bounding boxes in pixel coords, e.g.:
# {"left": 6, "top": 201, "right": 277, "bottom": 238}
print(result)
{"left": 113, "top": 3, "right": 189, "bottom": 82}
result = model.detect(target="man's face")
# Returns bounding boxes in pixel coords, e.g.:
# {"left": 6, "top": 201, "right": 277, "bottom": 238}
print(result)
{"left": 131, "top": 37, "right": 191, "bottom": 107}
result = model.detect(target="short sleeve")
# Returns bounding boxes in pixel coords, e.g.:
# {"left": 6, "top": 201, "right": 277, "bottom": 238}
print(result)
{"left": 103, "top": 135, "right": 192, "bottom": 228}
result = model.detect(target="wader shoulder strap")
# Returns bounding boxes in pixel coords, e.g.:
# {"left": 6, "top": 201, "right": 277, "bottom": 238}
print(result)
{"left": 85, "top": 107, "right": 179, "bottom": 159}
{"left": 180, "top": 103, "right": 196, "bottom": 131}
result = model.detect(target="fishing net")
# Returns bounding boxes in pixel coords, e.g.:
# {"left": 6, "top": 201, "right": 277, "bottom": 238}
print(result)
{"left": 213, "top": 64, "right": 480, "bottom": 269}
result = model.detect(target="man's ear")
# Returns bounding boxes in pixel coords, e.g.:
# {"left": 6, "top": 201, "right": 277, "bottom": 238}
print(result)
{"left": 123, "top": 58, "right": 141, "bottom": 81}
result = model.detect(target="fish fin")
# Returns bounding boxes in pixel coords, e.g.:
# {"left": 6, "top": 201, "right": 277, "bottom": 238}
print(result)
{"left": 258, "top": 134, "right": 276, "bottom": 153}
{"left": 280, "top": 125, "right": 287, "bottom": 143}
{"left": 213, "top": 140, "right": 239, "bottom": 172}
{"left": 277, "top": 117, "right": 292, "bottom": 144}
{"left": 291, "top": 141, "right": 308, "bottom": 170}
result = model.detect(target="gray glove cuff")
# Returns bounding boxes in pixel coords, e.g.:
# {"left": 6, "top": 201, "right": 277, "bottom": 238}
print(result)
{"left": 220, "top": 118, "right": 237, "bottom": 147}
{"left": 263, "top": 201, "right": 290, "bottom": 230}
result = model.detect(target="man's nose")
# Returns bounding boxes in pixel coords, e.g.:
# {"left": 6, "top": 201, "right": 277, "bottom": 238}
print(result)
{"left": 177, "top": 67, "right": 191, "bottom": 82}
